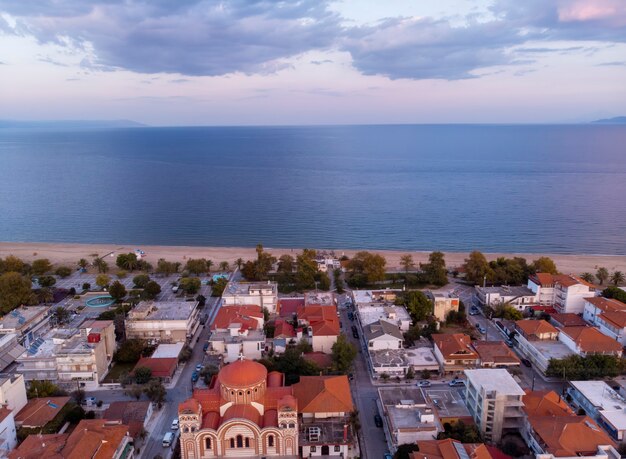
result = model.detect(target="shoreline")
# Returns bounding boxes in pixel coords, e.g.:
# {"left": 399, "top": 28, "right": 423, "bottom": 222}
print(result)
{"left": 2, "top": 241, "right": 626, "bottom": 274}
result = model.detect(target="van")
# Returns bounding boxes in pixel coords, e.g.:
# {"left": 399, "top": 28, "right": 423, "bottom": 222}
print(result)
{"left": 163, "top": 432, "right": 174, "bottom": 448}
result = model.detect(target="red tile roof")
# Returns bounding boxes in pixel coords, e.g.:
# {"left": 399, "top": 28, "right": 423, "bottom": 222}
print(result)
{"left": 132, "top": 357, "right": 177, "bottom": 379}
{"left": 585, "top": 297, "right": 626, "bottom": 313}
{"left": 15, "top": 397, "right": 71, "bottom": 428}
{"left": 522, "top": 390, "right": 574, "bottom": 417}
{"left": 292, "top": 375, "right": 353, "bottom": 414}
{"left": 472, "top": 341, "right": 520, "bottom": 365}
{"left": 549, "top": 313, "right": 587, "bottom": 328}
{"left": 211, "top": 305, "right": 263, "bottom": 332}
{"left": 298, "top": 305, "right": 340, "bottom": 337}
{"left": 515, "top": 319, "right": 558, "bottom": 338}
{"left": 560, "top": 326, "right": 623, "bottom": 354}
{"left": 103, "top": 401, "right": 150, "bottom": 438}
{"left": 413, "top": 439, "right": 501, "bottom": 459}
{"left": 278, "top": 298, "right": 305, "bottom": 318}
{"left": 62, "top": 419, "right": 131, "bottom": 459}
{"left": 600, "top": 311, "right": 626, "bottom": 328}
{"left": 274, "top": 318, "right": 296, "bottom": 338}
{"left": 8, "top": 433, "right": 68, "bottom": 459}
{"left": 432, "top": 334, "right": 479, "bottom": 360}
{"left": 303, "top": 351, "right": 333, "bottom": 369}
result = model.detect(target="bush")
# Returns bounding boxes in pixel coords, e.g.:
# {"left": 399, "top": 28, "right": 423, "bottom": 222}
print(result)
{"left": 133, "top": 274, "right": 151, "bottom": 289}
{"left": 114, "top": 339, "right": 148, "bottom": 364}
{"left": 82, "top": 282, "right": 91, "bottom": 291}
{"left": 55, "top": 266, "right": 72, "bottom": 278}
{"left": 134, "top": 366, "right": 152, "bottom": 384}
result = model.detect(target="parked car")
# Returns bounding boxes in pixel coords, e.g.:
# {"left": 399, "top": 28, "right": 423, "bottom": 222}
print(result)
{"left": 163, "top": 432, "right": 174, "bottom": 448}
{"left": 374, "top": 414, "right": 383, "bottom": 428}
{"left": 478, "top": 326, "right": 486, "bottom": 334}
{"left": 505, "top": 339, "right": 514, "bottom": 348}
{"left": 449, "top": 379, "right": 465, "bottom": 387}
{"left": 469, "top": 307, "right": 479, "bottom": 316}
{"left": 348, "top": 312, "right": 354, "bottom": 321}
{"left": 171, "top": 419, "right": 179, "bottom": 430}
{"left": 348, "top": 373, "right": 354, "bottom": 381}
{"left": 203, "top": 342, "right": 209, "bottom": 352}
{"left": 352, "top": 331, "right": 359, "bottom": 339}
{"left": 196, "top": 363, "right": 203, "bottom": 372}
{"left": 191, "top": 371, "right": 199, "bottom": 382}
{"left": 83, "top": 396, "right": 97, "bottom": 406}
{"left": 417, "top": 380, "right": 431, "bottom": 388}
{"left": 521, "top": 358, "right": 532, "bottom": 367}
{"left": 351, "top": 325, "right": 357, "bottom": 333}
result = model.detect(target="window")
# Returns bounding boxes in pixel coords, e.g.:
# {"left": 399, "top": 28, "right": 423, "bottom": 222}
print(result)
{"left": 289, "top": 423, "right": 295, "bottom": 428}
{"left": 205, "top": 438, "right": 212, "bottom": 449}
{"left": 239, "top": 391, "right": 243, "bottom": 396}
{"left": 311, "top": 446, "right": 317, "bottom": 452}
{"left": 230, "top": 438, "right": 235, "bottom": 448}
{"left": 268, "top": 435, "right": 274, "bottom": 447}
{"left": 335, "top": 446, "right": 341, "bottom": 452}
{"left": 245, "top": 437, "right": 250, "bottom": 448}
{"left": 236, "top": 435, "right": 243, "bottom": 448}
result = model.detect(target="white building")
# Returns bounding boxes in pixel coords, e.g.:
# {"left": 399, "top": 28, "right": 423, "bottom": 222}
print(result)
{"left": 125, "top": 300, "right": 200, "bottom": 343}
{"left": 0, "top": 374, "right": 27, "bottom": 414}
{"left": 528, "top": 273, "right": 597, "bottom": 314}
{"left": 222, "top": 281, "right": 278, "bottom": 313}
{"left": 464, "top": 369, "right": 525, "bottom": 443}
{"left": 475, "top": 285, "right": 536, "bottom": 311}
{"left": 0, "top": 407, "right": 17, "bottom": 456}
{"left": 536, "top": 446, "right": 621, "bottom": 459}
{"left": 208, "top": 328, "right": 266, "bottom": 363}
{"left": 583, "top": 297, "right": 626, "bottom": 346}
{"left": 363, "top": 320, "right": 403, "bottom": 351}
{"left": 0, "top": 306, "right": 50, "bottom": 347}
{"left": 427, "top": 292, "right": 461, "bottom": 322}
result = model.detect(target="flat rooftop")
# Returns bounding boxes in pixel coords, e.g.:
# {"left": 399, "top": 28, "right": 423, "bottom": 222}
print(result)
{"left": 132, "top": 301, "right": 198, "bottom": 320}
{"left": 223, "top": 281, "right": 277, "bottom": 296}
{"left": 531, "top": 340, "right": 575, "bottom": 360}
{"left": 0, "top": 306, "right": 49, "bottom": 331}
{"left": 570, "top": 381, "right": 626, "bottom": 411}
{"left": 152, "top": 343, "right": 184, "bottom": 359}
{"left": 209, "top": 329, "right": 265, "bottom": 343}
{"left": 465, "top": 369, "right": 525, "bottom": 395}
{"left": 304, "top": 291, "right": 335, "bottom": 306}
{"left": 352, "top": 289, "right": 400, "bottom": 305}
{"left": 369, "top": 348, "right": 439, "bottom": 370}
{"left": 476, "top": 285, "right": 535, "bottom": 297}
{"left": 422, "top": 386, "right": 471, "bottom": 418}
{"left": 386, "top": 405, "right": 437, "bottom": 433}
{"left": 358, "top": 305, "right": 411, "bottom": 327}
{"left": 379, "top": 386, "right": 427, "bottom": 406}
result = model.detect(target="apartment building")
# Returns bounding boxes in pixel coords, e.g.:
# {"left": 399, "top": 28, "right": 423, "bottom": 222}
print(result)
{"left": 222, "top": 280, "right": 278, "bottom": 313}
{"left": 125, "top": 300, "right": 200, "bottom": 343}
{"left": 426, "top": 292, "right": 460, "bottom": 322}
{"left": 432, "top": 334, "right": 479, "bottom": 374}
{"left": 208, "top": 304, "right": 266, "bottom": 362}
{"left": 464, "top": 369, "right": 525, "bottom": 443}
{"left": 0, "top": 375, "right": 27, "bottom": 414}
{"left": 558, "top": 326, "right": 623, "bottom": 357}
{"left": 583, "top": 297, "right": 626, "bottom": 345}
{"left": 528, "top": 273, "right": 597, "bottom": 313}
{"left": 475, "top": 285, "right": 536, "bottom": 311}
{"left": 514, "top": 320, "right": 573, "bottom": 374}
{"left": 0, "top": 306, "right": 50, "bottom": 347}
{"left": 297, "top": 305, "right": 339, "bottom": 353}
{"left": 568, "top": 381, "right": 626, "bottom": 443}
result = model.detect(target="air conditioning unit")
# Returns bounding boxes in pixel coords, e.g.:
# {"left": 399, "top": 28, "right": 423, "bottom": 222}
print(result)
{"left": 308, "top": 426, "right": 321, "bottom": 442}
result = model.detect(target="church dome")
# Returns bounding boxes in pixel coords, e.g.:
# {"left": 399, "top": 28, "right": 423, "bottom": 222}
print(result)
{"left": 218, "top": 360, "right": 268, "bottom": 388}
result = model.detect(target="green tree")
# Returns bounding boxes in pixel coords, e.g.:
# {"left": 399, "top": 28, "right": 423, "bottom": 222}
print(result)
{"left": 55, "top": 266, "right": 72, "bottom": 278}
{"left": 580, "top": 272, "right": 595, "bottom": 283}
{"left": 400, "top": 254, "right": 415, "bottom": 274}
{"left": 116, "top": 253, "right": 139, "bottom": 271}
{"left": 464, "top": 251, "right": 491, "bottom": 285}
{"left": 333, "top": 268, "right": 345, "bottom": 294}
{"left": 142, "top": 281, "right": 162, "bottom": 299}
{"left": 235, "top": 258, "right": 244, "bottom": 270}
{"left": 421, "top": 251, "right": 448, "bottom": 286}
{"left": 185, "top": 258, "right": 208, "bottom": 275}
{"left": 347, "top": 251, "right": 387, "bottom": 284}
{"left": 0, "top": 272, "right": 32, "bottom": 313}
{"left": 125, "top": 385, "right": 144, "bottom": 401}
{"left": 546, "top": 354, "right": 626, "bottom": 379}
{"left": 180, "top": 277, "right": 201, "bottom": 294}
{"left": 52, "top": 306, "right": 71, "bottom": 325}
{"left": 38, "top": 287, "right": 54, "bottom": 304}
{"left": 155, "top": 258, "right": 180, "bottom": 276}
{"left": 93, "top": 257, "right": 109, "bottom": 273}
{"left": 295, "top": 249, "right": 318, "bottom": 291}
{"left": 317, "top": 271, "right": 331, "bottom": 291}
{"left": 493, "top": 303, "right": 523, "bottom": 320}
{"left": 254, "top": 244, "right": 276, "bottom": 281}
{"left": 278, "top": 255, "right": 295, "bottom": 273}
{"left": 603, "top": 286, "right": 626, "bottom": 303}
{"left": 531, "top": 257, "right": 558, "bottom": 275}
{"left": 437, "top": 420, "right": 482, "bottom": 443}
{"left": 611, "top": 271, "right": 625, "bottom": 286}
{"left": 134, "top": 366, "right": 152, "bottom": 384}
{"left": 27, "top": 380, "right": 66, "bottom": 398}
{"left": 143, "top": 378, "right": 167, "bottom": 407}
{"left": 489, "top": 257, "right": 531, "bottom": 285}
{"left": 596, "top": 267, "right": 610, "bottom": 285}
{"left": 114, "top": 339, "right": 147, "bottom": 363}
{"left": 211, "top": 277, "right": 228, "bottom": 297}
{"left": 32, "top": 259, "right": 52, "bottom": 276}
{"left": 2, "top": 255, "right": 25, "bottom": 274}
{"left": 394, "top": 444, "right": 420, "bottom": 459}
{"left": 133, "top": 274, "right": 151, "bottom": 289}
{"left": 219, "top": 261, "right": 230, "bottom": 271}
{"left": 109, "top": 281, "right": 127, "bottom": 301}
{"left": 206, "top": 259, "right": 214, "bottom": 272}
{"left": 331, "top": 335, "right": 357, "bottom": 374}
{"left": 405, "top": 366, "right": 415, "bottom": 380}
{"left": 38, "top": 275, "right": 57, "bottom": 288}
{"left": 78, "top": 258, "right": 89, "bottom": 270}
{"left": 397, "top": 291, "right": 433, "bottom": 322}
{"left": 95, "top": 274, "right": 111, "bottom": 289}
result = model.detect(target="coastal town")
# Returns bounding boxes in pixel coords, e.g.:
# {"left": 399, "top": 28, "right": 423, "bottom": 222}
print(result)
{"left": 0, "top": 246, "right": 625, "bottom": 459}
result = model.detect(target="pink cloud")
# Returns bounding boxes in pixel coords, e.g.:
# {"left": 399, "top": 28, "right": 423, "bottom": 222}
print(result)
{"left": 558, "top": 0, "right": 626, "bottom": 26}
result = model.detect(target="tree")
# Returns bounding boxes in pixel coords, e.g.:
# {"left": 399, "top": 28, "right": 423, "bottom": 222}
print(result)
{"left": 397, "top": 291, "right": 433, "bottom": 322}
{"left": 546, "top": 354, "right": 626, "bottom": 379}
{"left": 125, "top": 385, "right": 144, "bottom": 401}
{"left": 421, "top": 251, "right": 448, "bottom": 286}
{"left": 235, "top": 258, "right": 244, "bottom": 270}
{"left": 134, "top": 366, "right": 153, "bottom": 384}
{"left": 82, "top": 282, "right": 91, "bottom": 291}
{"left": 211, "top": 277, "right": 228, "bottom": 297}
{"left": 38, "top": 287, "right": 54, "bottom": 304}
{"left": 38, "top": 275, "right": 57, "bottom": 288}
{"left": 71, "top": 388, "right": 85, "bottom": 404}
{"left": 32, "top": 259, "right": 52, "bottom": 276}
{"left": 2, "top": 255, "right": 25, "bottom": 273}
{"left": 349, "top": 410, "right": 361, "bottom": 433}
{"left": 114, "top": 339, "right": 147, "bottom": 363}
{"left": 78, "top": 258, "right": 89, "bottom": 270}
{"left": 116, "top": 253, "right": 139, "bottom": 271}
{"left": 394, "top": 444, "right": 420, "bottom": 459}
{"left": 142, "top": 280, "right": 162, "bottom": 299}
{"left": 437, "top": 420, "right": 482, "bottom": 443}
{"left": 133, "top": 274, "right": 151, "bottom": 289}
{"left": 347, "top": 251, "right": 386, "bottom": 285}
{"left": 580, "top": 272, "right": 595, "bottom": 283}
{"left": 93, "top": 257, "right": 109, "bottom": 273}
{"left": 464, "top": 251, "right": 491, "bottom": 285}
{"left": 253, "top": 244, "right": 276, "bottom": 281}
{"left": 493, "top": 303, "right": 523, "bottom": 320}
{"left": 109, "top": 281, "right": 127, "bottom": 301}
{"left": 333, "top": 268, "right": 344, "bottom": 294}
{"left": 400, "top": 254, "right": 415, "bottom": 274}
{"left": 219, "top": 261, "right": 230, "bottom": 272}
{"left": 143, "top": 378, "right": 166, "bottom": 407}
{"left": 55, "top": 266, "right": 72, "bottom": 278}
{"left": 331, "top": 335, "right": 357, "bottom": 374}
{"left": 180, "top": 277, "right": 201, "bottom": 294}
{"left": 0, "top": 272, "right": 32, "bottom": 313}
{"left": 278, "top": 255, "right": 295, "bottom": 273}
{"left": 96, "top": 274, "right": 111, "bottom": 289}
{"left": 531, "top": 256, "right": 558, "bottom": 275}
{"left": 405, "top": 366, "right": 415, "bottom": 380}
{"left": 155, "top": 258, "right": 180, "bottom": 276}
{"left": 596, "top": 267, "right": 610, "bottom": 285}
{"left": 603, "top": 286, "right": 626, "bottom": 303}
{"left": 421, "top": 369, "right": 432, "bottom": 380}
{"left": 611, "top": 271, "right": 625, "bottom": 286}
{"left": 185, "top": 258, "right": 208, "bottom": 275}
{"left": 52, "top": 306, "right": 71, "bottom": 325}
{"left": 27, "top": 380, "right": 66, "bottom": 398}
{"left": 317, "top": 271, "right": 331, "bottom": 291}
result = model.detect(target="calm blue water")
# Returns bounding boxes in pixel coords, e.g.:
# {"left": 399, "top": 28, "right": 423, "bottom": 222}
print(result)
{"left": 1, "top": 124, "right": 625, "bottom": 254}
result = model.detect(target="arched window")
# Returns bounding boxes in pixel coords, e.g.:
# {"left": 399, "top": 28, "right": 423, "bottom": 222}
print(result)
{"left": 245, "top": 437, "right": 250, "bottom": 448}
{"left": 236, "top": 435, "right": 243, "bottom": 448}
{"left": 289, "top": 423, "right": 295, "bottom": 428}
{"left": 239, "top": 391, "right": 243, "bottom": 396}
{"left": 230, "top": 438, "right": 235, "bottom": 448}
{"left": 183, "top": 427, "right": 189, "bottom": 433}
{"left": 205, "top": 438, "right": 212, "bottom": 449}
{"left": 268, "top": 435, "right": 274, "bottom": 447}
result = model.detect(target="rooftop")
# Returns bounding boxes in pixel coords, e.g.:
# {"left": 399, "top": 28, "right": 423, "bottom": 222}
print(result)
{"left": 129, "top": 300, "right": 198, "bottom": 321}
{"left": 211, "top": 304, "right": 264, "bottom": 331}
{"left": 432, "top": 333, "right": 479, "bottom": 360}
{"left": 304, "top": 291, "right": 335, "bottom": 306}
{"left": 364, "top": 319, "right": 403, "bottom": 341}
{"left": 352, "top": 289, "right": 400, "bottom": 305}
{"left": 412, "top": 439, "right": 501, "bottom": 459}
{"left": 299, "top": 418, "right": 354, "bottom": 445}
{"left": 277, "top": 297, "right": 305, "bottom": 318}
{"left": 209, "top": 329, "right": 266, "bottom": 343}
{"left": 529, "top": 339, "right": 575, "bottom": 360}
{"left": 422, "top": 386, "right": 472, "bottom": 419}
{"left": 15, "top": 397, "right": 71, "bottom": 428}
{"left": 476, "top": 285, "right": 535, "bottom": 297}
{"left": 8, "top": 433, "right": 68, "bottom": 459}
{"left": 292, "top": 375, "right": 353, "bottom": 414}
{"left": 560, "top": 326, "right": 623, "bottom": 353}
{"left": 569, "top": 381, "right": 626, "bottom": 413}
{"left": 523, "top": 390, "right": 574, "bottom": 417}
{"left": 515, "top": 319, "right": 558, "bottom": 337}
{"left": 222, "top": 280, "right": 277, "bottom": 297}
{"left": 472, "top": 341, "right": 520, "bottom": 365}
{"left": 585, "top": 297, "right": 626, "bottom": 314}
{"left": 0, "top": 306, "right": 49, "bottom": 332}
{"left": 530, "top": 415, "right": 614, "bottom": 456}
{"left": 357, "top": 304, "right": 411, "bottom": 327}
{"left": 62, "top": 419, "right": 131, "bottom": 459}
{"left": 151, "top": 342, "right": 185, "bottom": 359}
{"left": 379, "top": 386, "right": 427, "bottom": 407}
{"left": 132, "top": 357, "right": 177, "bottom": 379}
{"left": 464, "top": 369, "right": 525, "bottom": 395}
{"left": 550, "top": 313, "right": 588, "bottom": 328}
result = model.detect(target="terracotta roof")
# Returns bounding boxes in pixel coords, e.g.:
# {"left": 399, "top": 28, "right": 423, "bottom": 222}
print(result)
{"left": 202, "top": 411, "right": 220, "bottom": 430}
{"left": 62, "top": 419, "right": 130, "bottom": 459}
{"left": 522, "top": 390, "right": 574, "bottom": 417}
{"left": 292, "top": 375, "right": 353, "bottom": 414}
{"left": 264, "top": 386, "right": 293, "bottom": 410}
{"left": 585, "top": 297, "right": 626, "bottom": 313}
{"left": 529, "top": 415, "right": 615, "bottom": 456}
{"left": 274, "top": 318, "right": 296, "bottom": 338}
{"left": 15, "top": 397, "right": 71, "bottom": 428}
{"left": 432, "top": 334, "right": 479, "bottom": 360}
{"left": 267, "top": 371, "right": 284, "bottom": 387}
{"left": 8, "top": 433, "right": 68, "bottom": 459}
{"left": 192, "top": 388, "right": 222, "bottom": 412}
{"left": 103, "top": 401, "right": 150, "bottom": 438}
{"left": 211, "top": 305, "right": 263, "bottom": 332}
{"left": 600, "top": 311, "right": 626, "bottom": 328}
{"left": 222, "top": 404, "right": 261, "bottom": 424}
{"left": 218, "top": 359, "right": 267, "bottom": 387}
{"left": 413, "top": 439, "right": 499, "bottom": 459}
{"left": 549, "top": 313, "right": 587, "bottom": 328}
{"left": 310, "top": 317, "right": 340, "bottom": 336}
{"left": 560, "top": 326, "right": 623, "bottom": 354}
{"left": 515, "top": 319, "right": 558, "bottom": 338}
{"left": 278, "top": 298, "right": 305, "bottom": 318}
{"left": 132, "top": 357, "right": 177, "bottom": 379}
{"left": 530, "top": 273, "right": 556, "bottom": 287}
{"left": 303, "top": 351, "right": 333, "bottom": 369}
{"left": 178, "top": 398, "right": 201, "bottom": 414}
{"left": 262, "top": 409, "right": 278, "bottom": 427}
{"left": 472, "top": 341, "right": 520, "bottom": 365}
{"left": 0, "top": 407, "right": 12, "bottom": 423}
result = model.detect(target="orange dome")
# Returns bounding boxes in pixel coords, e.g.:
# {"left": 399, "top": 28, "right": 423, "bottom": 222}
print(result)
{"left": 218, "top": 360, "right": 267, "bottom": 388}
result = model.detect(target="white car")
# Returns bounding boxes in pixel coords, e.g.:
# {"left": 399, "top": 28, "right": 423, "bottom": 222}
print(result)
{"left": 171, "top": 419, "right": 179, "bottom": 430}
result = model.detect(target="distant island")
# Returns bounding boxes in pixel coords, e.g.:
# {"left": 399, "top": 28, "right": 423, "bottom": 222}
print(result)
{"left": 0, "top": 119, "right": 146, "bottom": 129}
{"left": 591, "top": 116, "right": 626, "bottom": 124}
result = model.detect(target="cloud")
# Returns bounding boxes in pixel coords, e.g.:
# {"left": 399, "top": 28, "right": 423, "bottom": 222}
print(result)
{"left": 170, "top": 78, "right": 190, "bottom": 84}
{"left": 596, "top": 61, "right": 626, "bottom": 66}
{"left": 38, "top": 55, "right": 69, "bottom": 67}
{"left": 310, "top": 59, "right": 333, "bottom": 65}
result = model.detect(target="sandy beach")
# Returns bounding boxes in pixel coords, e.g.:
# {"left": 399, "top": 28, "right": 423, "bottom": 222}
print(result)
{"left": 1, "top": 241, "right": 625, "bottom": 275}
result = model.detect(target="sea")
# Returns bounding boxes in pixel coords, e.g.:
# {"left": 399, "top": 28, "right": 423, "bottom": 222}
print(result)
{"left": 1, "top": 124, "right": 625, "bottom": 254}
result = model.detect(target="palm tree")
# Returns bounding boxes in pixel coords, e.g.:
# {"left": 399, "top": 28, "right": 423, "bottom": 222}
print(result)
{"left": 39, "top": 288, "right": 54, "bottom": 304}
{"left": 206, "top": 259, "right": 214, "bottom": 273}
{"left": 93, "top": 257, "right": 109, "bottom": 273}
{"left": 596, "top": 267, "right": 609, "bottom": 285}
{"left": 78, "top": 258, "right": 88, "bottom": 269}
{"left": 611, "top": 271, "right": 625, "bottom": 286}
{"left": 580, "top": 272, "right": 595, "bottom": 283}
{"left": 235, "top": 258, "right": 244, "bottom": 270}
{"left": 219, "top": 261, "right": 230, "bottom": 272}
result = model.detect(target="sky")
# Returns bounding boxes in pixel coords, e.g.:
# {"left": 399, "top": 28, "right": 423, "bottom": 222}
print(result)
{"left": 0, "top": 0, "right": 625, "bottom": 126}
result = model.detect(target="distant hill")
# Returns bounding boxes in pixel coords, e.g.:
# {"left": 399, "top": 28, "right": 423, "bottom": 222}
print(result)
{"left": 591, "top": 116, "right": 626, "bottom": 125}
{"left": 0, "top": 119, "right": 146, "bottom": 129}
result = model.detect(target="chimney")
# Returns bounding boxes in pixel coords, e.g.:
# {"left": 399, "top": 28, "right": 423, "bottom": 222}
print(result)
{"left": 343, "top": 423, "right": 348, "bottom": 442}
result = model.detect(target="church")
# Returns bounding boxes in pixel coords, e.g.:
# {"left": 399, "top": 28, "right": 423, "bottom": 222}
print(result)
{"left": 178, "top": 359, "right": 356, "bottom": 458}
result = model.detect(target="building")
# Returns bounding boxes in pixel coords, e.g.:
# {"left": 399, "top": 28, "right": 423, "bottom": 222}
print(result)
{"left": 521, "top": 389, "right": 617, "bottom": 458}
{"left": 464, "top": 369, "right": 525, "bottom": 443}
{"left": 125, "top": 300, "right": 200, "bottom": 343}
{"left": 558, "top": 327, "right": 623, "bottom": 357}
{"left": 0, "top": 306, "right": 50, "bottom": 347}
{"left": 0, "top": 375, "right": 27, "bottom": 414}
{"left": 567, "top": 381, "right": 626, "bottom": 443}
{"left": 209, "top": 305, "right": 266, "bottom": 362}
{"left": 178, "top": 360, "right": 356, "bottom": 459}
{"left": 378, "top": 387, "right": 439, "bottom": 447}
{"left": 357, "top": 305, "right": 412, "bottom": 332}
{"left": 132, "top": 357, "right": 178, "bottom": 383}
{"left": 297, "top": 305, "right": 339, "bottom": 353}
{"left": 475, "top": 286, "right": 537, "bottom": 311}
{"left": 304, "top": 292, "right": 335, "bottom": 307}
{"left": 272, "top": 319, "right": 296, "bottom": 353}
{"left": 14, "top": 397, "right": 71, "bottom": 428}
{"left": 151, "top": 342, "right": 185, "bottom": 359}
{"left": 16, "top": 320, "right": 116, "bottom": 390}
{"left": 432, "top": 334, "right": 479, "bottom": 374}
{"left": 549, "top": 313, "right": 588, "bottom": 329}
{"left": 277, "top": 298, "right": 305, "bottom": 319}
{"left": 0, "top": 407, "right": 17, "bottom": 456}
{"left": 363, "top": 320, "right": 403, "bottom": 351}
{"left": 0, "top": 334, "right": 26, "bottom": 372}
{"left": 583, "top": 297, "right": 626, "bottom": 345}
{"left": 369, "top": 347, "right": 440, "bottom": 378}
{"left": 528, "top": 273, "right": 597, "bottom": 314}
{"left": 426, "top": 292, "right": 460, "bottom": 322}
{"left": 471, "top": 341, "right": 520, "bottom": 368}
{"left": 411, "top": 439, "right": 504, "bottom": 459}
{"left": 513, "top": 320, "right": 573, "bottom": 374}
{"left": 535, "top": 446, "right": 621, "bottom": 459}
{"left": 222, "top": 281, "right": 278, "bottom": 313}
{"left": 104, "top": 401, "right": 153, "bottom": 439}
{"left": 7, "top": 433, "right": 67, "bottom": 459}
{"left": 422, "top": 386, "right": 473, "bottom": 427}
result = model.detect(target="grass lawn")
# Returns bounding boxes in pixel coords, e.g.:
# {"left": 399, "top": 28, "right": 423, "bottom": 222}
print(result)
{"left": 103, "top": 362, "right": 135, "bottom": 383}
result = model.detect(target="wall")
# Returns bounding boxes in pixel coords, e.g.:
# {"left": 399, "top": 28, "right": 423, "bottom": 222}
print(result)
{"left": 368, "top": 336, "right": 402, "bottom": 351}
{"left": 0, "top": 375, "right": 27, "bottom": 413}
{"left": 0, "top": 411, "right": 17, "bottom": 454}
{"left": 312, "top": 335, "right": 337, "bottom": 354}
